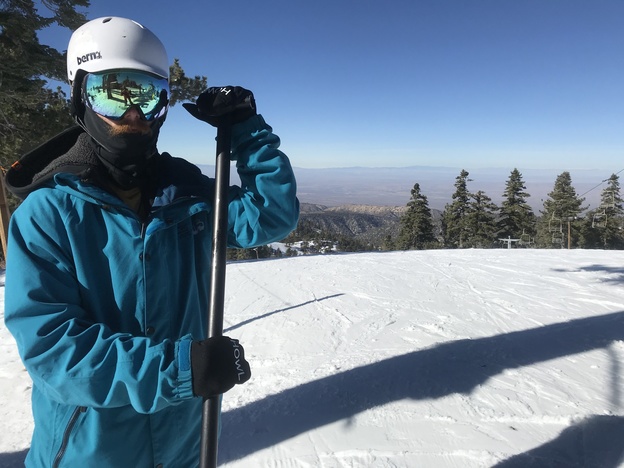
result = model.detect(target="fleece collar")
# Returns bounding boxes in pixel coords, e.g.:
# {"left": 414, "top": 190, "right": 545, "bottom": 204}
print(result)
{"left": 5, "top": 127, "right": 103, "bottom": 200}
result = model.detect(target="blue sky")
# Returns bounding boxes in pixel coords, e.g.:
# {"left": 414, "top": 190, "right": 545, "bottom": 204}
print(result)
{"left": 37, "top": 0, "right": 624, "bottom": 172}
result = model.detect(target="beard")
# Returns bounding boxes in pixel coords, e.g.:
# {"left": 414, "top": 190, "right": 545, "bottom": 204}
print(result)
{"left": 82, "top": 107, "right": 162, "bottom": 189}
{"left": 106, "top": 120, "right": 151, "bottom": 136}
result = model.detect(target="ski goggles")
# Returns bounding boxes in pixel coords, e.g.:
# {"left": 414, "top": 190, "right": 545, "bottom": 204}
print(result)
{"left": 82, "top": 70, "right": 169, "bottom": 121}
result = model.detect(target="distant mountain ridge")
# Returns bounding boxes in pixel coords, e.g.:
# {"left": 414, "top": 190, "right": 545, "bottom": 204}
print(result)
{"left": 300, "top": 203, "right": 407, "bottom": 216}
{"left": 298, "top": 203, "right": 403, "bottom": 246}
{"left": 297, "top": 203, "right": 443, "bottom": 246}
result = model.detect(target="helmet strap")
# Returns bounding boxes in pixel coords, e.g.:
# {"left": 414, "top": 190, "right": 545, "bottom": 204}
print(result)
{"left": 70, "top": 69, "right": 88, "bottom": 124}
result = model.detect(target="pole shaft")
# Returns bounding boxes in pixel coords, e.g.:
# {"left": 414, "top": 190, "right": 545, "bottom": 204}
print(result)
{"left": 199, "top": 124, "right": 232, "bottom": 468}
{"left": 568, "top": 220, "right": 571, "bottom": 250}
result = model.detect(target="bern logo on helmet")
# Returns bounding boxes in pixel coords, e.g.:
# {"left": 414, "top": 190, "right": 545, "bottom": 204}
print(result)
{"left": 77, "top": 51, "right": 102, "bottom": 65}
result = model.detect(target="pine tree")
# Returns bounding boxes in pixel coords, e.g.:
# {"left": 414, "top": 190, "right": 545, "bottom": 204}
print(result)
{"left": 464, "top": 190, "right": 499, "bottom": 248}
{"left": 498, "top": 168, "right": 535, "bottom": 244}
{"left": 381, "top": 234, "right": 394, "bottom": 251}
{"left": 442, "top": 169, "right": 471, "bottom": 248}
{"left": 581, "top": 174, "right": 624, "bottom": 249}
{"left": 396, "top": 183, "right": 436, "bottom": 250}
{"left": 0, "top": 0, "right": 89, "bottom": 168}
{"left": 536, "top": 171, "right": 587, "bottom": 248}
{"left": 169, "top": 59, "right": 208, "bottom": 106}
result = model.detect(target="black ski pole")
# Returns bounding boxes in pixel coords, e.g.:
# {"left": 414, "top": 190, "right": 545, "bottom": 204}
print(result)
{"left": 199, "top": 121, "right": 232, "bottom": 468}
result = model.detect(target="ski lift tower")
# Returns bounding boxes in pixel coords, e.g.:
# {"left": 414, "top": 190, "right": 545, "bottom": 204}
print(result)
{"left": 499, "top": 236, "right": 520, "bottom": 249}
{"left": 562, "top": 216, "right": 580, "bottom": 249}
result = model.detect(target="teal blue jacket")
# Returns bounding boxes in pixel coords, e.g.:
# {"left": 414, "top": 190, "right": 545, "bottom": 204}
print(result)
{"left": 4, "top": 115, "right": 298, "bottom": 467}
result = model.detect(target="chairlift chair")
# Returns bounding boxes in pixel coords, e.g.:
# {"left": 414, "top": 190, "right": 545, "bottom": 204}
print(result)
{"left": 519, "top": 230, "right": 534, "bottom": 246}
{"left": 552, "top": 231, "right": 564, "bottom": 245}
{"left": 549, "top": 213, "right": 562, "bottom": 233}
{"left": 592, "top": 192, "right": 616, "bottom": 228}
{"left": 592, "top": 211, "right": 607, "bottom": 228}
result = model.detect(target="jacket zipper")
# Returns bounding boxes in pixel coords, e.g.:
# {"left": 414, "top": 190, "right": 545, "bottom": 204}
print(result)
{"left": 53, "top": 406, "right": 87, "bottom": 468}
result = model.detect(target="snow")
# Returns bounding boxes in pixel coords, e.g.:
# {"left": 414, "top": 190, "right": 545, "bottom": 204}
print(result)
{"left": 2, "top": 249, "right": 624, "bottom": 467}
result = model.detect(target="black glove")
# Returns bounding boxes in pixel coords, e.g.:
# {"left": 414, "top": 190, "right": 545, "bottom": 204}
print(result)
{"left": 183, "top": 86, "right": 256, "bottom": 127}
{"left": 190, "top": 336, "right": 251, "bottom": 398}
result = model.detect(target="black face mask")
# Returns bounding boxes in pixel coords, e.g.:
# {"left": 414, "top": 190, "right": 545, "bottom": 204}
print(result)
{"left": 83, "top": 107, "right": 164, "bottom": 189}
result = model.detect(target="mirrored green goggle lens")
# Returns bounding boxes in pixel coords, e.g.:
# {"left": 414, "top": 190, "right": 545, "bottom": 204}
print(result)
{"left": 83, "top": 70, "right": 169, "bottom": 121}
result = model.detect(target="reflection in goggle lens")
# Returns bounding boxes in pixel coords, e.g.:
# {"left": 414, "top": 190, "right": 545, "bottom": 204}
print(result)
{"left": 83, "top": 70, "right": 169, "bottom": 121}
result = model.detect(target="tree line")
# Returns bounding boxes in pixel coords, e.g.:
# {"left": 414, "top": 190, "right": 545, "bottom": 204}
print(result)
{"left": 275, "top": 168, "right": 623, "bottom": 258}
{"left": 394, "top": 168, "right": 624, "bottom": 250}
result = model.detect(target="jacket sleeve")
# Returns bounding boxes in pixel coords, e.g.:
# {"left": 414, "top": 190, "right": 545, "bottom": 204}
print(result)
{"left": 4, "top": 198, "right": 195, "bottom": 414}
{"left": 226, "top": 114, "right": 299, "bottom": 248}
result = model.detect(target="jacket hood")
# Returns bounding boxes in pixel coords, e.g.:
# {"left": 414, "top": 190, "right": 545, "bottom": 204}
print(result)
{"left": 5, "top": 126, "right": 214, "bottom": 206}
{"left": 5, "top": 126, "right": 102, "bottom": 200}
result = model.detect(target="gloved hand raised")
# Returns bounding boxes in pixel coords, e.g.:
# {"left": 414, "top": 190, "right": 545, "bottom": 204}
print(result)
{"left": 183, "top": 86, "right": 256, "bottom": 128}
{"left": 191, "top": 336, "right": 251, "bottom": 398}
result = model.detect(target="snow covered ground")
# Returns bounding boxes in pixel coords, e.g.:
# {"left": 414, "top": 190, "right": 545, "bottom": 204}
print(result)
{"left": 2, "top": 249, "right": 624, "bottom": 467}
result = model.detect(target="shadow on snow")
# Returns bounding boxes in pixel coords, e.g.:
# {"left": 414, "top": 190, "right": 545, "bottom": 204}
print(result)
{"left": 224, "top": 294, "right": 345, "bottom": 333}
{"left": 0, "top": 449, "right": 28, "bottom": 467}
{"left": 220, "top": 310, "right": 624, "bottom": 465}
{"left": 552, "top": 264, "right": 624, "bottom": 285}
{"left": 493, "top": 415, "right": 624, "bottom": 467}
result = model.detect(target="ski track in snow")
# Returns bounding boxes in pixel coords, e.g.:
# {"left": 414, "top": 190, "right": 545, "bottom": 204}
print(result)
{"left": 3, "top": 250, "right": 624, "bottom": 467}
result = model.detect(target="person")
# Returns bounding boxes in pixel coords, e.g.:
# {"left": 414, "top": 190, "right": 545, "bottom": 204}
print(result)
{"left": 4, "top": 16, "right": 299, "bottom": 467}
{"left": 120, "top": 86, "right": 133, "bottom": 105}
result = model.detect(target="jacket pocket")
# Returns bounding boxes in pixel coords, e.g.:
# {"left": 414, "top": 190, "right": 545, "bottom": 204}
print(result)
{"left": 53, "top": 406, "right": 87, "bottom": 468}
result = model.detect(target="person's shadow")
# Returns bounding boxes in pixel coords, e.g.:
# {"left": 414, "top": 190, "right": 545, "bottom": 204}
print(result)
{"left": 219, "top": 310, "right": 624, "bottom": 465}
{"left": 0, "top": 449, "right": 28, "bottom": 467}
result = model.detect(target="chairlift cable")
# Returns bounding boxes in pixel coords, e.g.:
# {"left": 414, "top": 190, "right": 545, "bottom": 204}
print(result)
{"left": 579, "top": 168, "right": 624, "bottom": 198}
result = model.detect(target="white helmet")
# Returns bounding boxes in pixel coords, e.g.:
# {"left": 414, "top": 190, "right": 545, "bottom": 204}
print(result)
{"left": 67, "top": 17, "right": 169, "bottom": 82}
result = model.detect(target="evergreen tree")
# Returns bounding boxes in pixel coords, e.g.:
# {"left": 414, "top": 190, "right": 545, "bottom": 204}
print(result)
{"left": 227, "top": 245, "right": 280, "bottom": 261}
{"left": 464, "top": 190, "right": 498, "bottom": 248}
{"left": 396, "top": 183, "right": 436, "bottom": 250}
{"left": 0, "top": 0, "right": 89, "bottom": 169}
{"left": 169, "top": 58, "right": 208, "bottom": 106}
{"left": 536, "top": 171, "right": 587, "bottom": 248}
{"left": 580, "top": 173, "right": 624, "bottom": 249}
{"left": 498, "top": 168, "right": 535, "bottom": 243}
{"left": 442, "top": 169, "right": 471, "bottom": 248}
{"left": 336, "top": 234, "right": 369, "bottom": 252}
{"left": 381, "top": 234, "right": 394, "bottom": 251}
